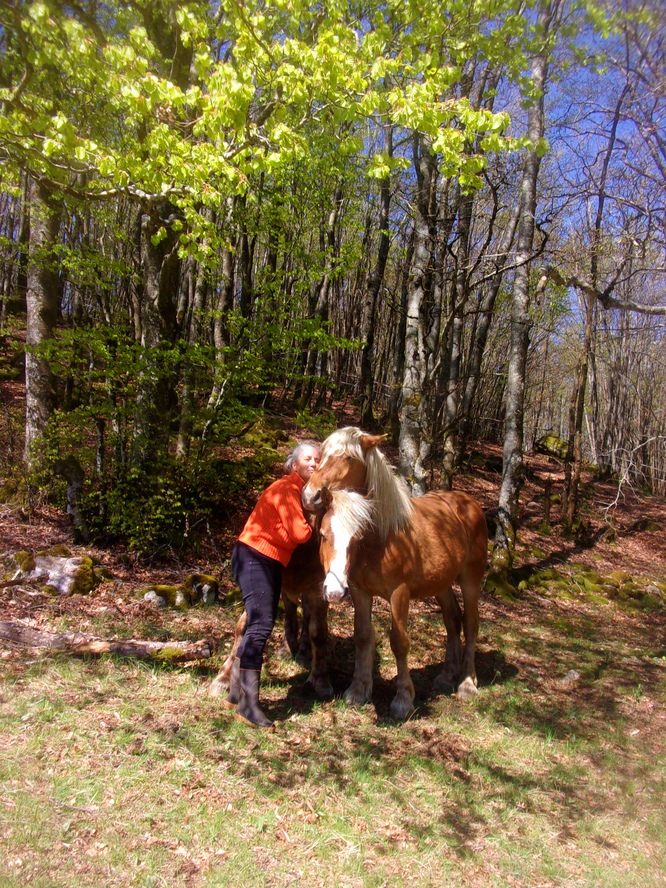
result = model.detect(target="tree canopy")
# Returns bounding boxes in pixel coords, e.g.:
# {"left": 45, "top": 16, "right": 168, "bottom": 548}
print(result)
{"left": 0, "top": 0, "right": 663, "bottom": 559}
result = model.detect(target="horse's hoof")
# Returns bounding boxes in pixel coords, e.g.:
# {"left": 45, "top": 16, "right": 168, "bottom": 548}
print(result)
{"left": 343, "top": 685, "right": 372, "bottom": 707}
{"left": 209, "top": 677, "right": 229, "bottom": 697}
{"left": 311, "top": 681, "right": 334, "bottom": 700}
{"left": 389, "top": 698, "right": 415, "bottom": 721}
{"left": 456, "top": 677, "right": 478, "bottom": 700}
{"left": 433, "top": 670, "right": 458, "bottom": 693}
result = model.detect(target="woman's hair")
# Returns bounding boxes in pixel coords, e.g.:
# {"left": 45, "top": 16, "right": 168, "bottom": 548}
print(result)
{"left": 284, "top": 440, "right": 320, "bottom": 473}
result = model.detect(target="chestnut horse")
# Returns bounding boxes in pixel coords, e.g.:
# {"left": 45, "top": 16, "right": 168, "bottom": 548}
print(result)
{"left": 209, "top": 533, "right": 333, "bottom": 699}
{"left": 303, "top": 427, "right": 487, "bottom": 719}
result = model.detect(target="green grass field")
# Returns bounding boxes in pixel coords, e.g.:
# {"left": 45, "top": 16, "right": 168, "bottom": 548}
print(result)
{"left": 1, "top": 580, "right": 665, "bottom": 887}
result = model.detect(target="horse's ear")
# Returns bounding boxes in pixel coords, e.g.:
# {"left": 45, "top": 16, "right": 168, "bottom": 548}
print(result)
{"left": 360, "top": 433, "right": 386, "bottom": 452}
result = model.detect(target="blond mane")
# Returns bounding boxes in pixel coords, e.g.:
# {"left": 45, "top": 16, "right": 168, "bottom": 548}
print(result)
{"left": 328, "top": 489, "right": 376, "bottom": 540}
{"left": 321, "top": 427, "right": 413, "bottom": 540}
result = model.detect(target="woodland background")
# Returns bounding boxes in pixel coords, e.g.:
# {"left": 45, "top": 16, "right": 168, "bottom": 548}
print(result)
{"left": 0, "top": 0, "right": 665, "bottom": 567}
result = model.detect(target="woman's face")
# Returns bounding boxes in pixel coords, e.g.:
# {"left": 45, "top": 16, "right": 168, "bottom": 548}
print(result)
{"left": 292, "top": 446, "right": 321, "bottom": 481}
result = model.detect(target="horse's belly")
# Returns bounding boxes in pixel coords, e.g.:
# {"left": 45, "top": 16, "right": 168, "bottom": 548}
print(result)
{"left": 352, "top": 546, "right": 460, "bottom": 601}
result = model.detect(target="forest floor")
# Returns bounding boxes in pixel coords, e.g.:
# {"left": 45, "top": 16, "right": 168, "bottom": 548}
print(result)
{"left": 1, "top": 397, "right": 666, "bottom": 887}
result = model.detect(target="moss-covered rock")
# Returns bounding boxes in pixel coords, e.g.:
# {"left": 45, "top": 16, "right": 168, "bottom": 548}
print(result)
{"left": 11, "top": 551, "right": 97, "bottom": 595}
{"left": 68, "top": 556, "right": 95, "bottom": 595}
{"left": 94, "top": 566, "right": 116, "bottom": 581}
{"left": 535, "top": 433, "right": 569, "bottom": 460}
{"left": 535, "top": 568, "right": 561, "bottom": 584}
{"left": 580, "top": 570, "right": 604, "bottom": 588}
{"left": 607, "top": 570, "right": 631, "bottom": 587}
{"left": 181, "top": 573, "right": 219, "bottom": 605}
{"left": 223, "top": 587, "right": 242, "bottom": 607}
{"left": 13, "top": 550, "right": 36, "bottom": 572}
{"left": 468, "top": 451, "right": 487, "bottom": 469}
{"left": 485, "top": 570, "right": 522, "bottom": 601}
{"left": 485, "top": 558, "right": 665, "bottom": 612}
{"left": 484, "top": 454, "right": 504, "bottom": 473}
{"left": 630, "top": 518, "right": 661, "bottom": 533}
{"left": 37, "top": 544, "right": 72, "bottom": 558}
{"left": 142, "top": 575, "right": 219, "bottom": 610}
{"left": 142, "top": 589, "right": 168, "bottom": 609}
{"left": 143, "top": 585, "right": 183, "bottom": 609}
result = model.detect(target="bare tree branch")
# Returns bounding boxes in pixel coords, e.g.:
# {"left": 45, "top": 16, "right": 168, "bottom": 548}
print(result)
{"left": 537, "top": 266, "right": 666, "bottom": 315}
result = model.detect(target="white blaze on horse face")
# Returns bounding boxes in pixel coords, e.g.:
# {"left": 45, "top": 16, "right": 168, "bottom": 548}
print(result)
{"left": 323, "top": 511, "right": 353, "bottom": 603}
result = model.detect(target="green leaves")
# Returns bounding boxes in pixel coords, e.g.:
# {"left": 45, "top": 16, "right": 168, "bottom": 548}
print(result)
{"left": 0, "top": 0, "right": 532, "bottom": 215}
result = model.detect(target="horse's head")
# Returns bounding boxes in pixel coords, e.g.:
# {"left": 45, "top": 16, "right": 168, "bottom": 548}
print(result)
{"left": 319, "top": 490, "right": 375, "bottom": 603}
{"left": 302, "top": 427, "right": 385, "bottom": 513}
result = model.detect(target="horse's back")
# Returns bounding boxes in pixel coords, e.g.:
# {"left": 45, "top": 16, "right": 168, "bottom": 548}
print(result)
{"left": 414, "top": 490, "right": 486, "bottom": 541}
{"left": 408, "top": 490, "right": 487, "bottom": 581}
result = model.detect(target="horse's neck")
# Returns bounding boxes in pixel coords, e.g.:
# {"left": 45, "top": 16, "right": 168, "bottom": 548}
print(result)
{"left": 365, "top": 451, "right": 413, "bottom": 538}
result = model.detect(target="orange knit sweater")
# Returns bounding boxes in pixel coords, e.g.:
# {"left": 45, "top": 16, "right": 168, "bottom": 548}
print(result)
{"left": 237, "top": 472, "right": 312, "bottom": 566}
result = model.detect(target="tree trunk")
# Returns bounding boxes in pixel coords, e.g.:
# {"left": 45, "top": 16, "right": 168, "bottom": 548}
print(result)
{"left": 133, "top": 201, "right": 181, "bottom": 467}
{"left": 562, "top": 86, "right": 626, "bottom": 526}
{"left": 16, "top": 175, "right": 31, "bottom": 315}
{"left": 440, "top": 190, "right": 472, "bottom": 489}
{"left": 388, "top": 235, "right": 412, "bottom": 445}
{"left": 399, "top": 134, "right": 438, "bottom": 495}
{"left": 301, "top": 183, "right": 343, "bottom": 407}
{"left": 24, "top": 179, "right": 61, "bottom": 466}
{"left": 176, "top": 208, "right": 213, "bottom": 458}
{"left": 492, "top": 0, "right": 560, "bottom": 573}
{"left": 238, "top": 215, "right": 255, "bottom": 320}
{"left": 360, "top": 128, "right": 393, "bottom": 429}
{"left": 561, "top": 293, "right": 595, "bottom": 527}
{"left": 0, "top": 621, "right": 211, "bottom": 662}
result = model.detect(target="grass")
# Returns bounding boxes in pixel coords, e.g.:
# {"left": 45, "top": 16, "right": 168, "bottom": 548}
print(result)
{"left": 1, "top": 589, "right": 666, "bottom": 887}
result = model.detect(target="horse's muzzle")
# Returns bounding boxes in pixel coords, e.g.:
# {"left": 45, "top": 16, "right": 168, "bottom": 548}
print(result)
{"left": 302, "top": 485, "right": 331, "bottom": 513}
{"left": 324, "top": 587, "right": 348, "bottom": 603}
{"left": 323, "top": 571, "right": 348, "bottom": 603}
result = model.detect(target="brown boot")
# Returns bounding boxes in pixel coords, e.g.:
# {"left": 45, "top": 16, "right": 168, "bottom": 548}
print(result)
{"left": 235, "top": 669, "right": 274, "bottom": 729}
{"left": 222, "top": 657, "right": 240, "bottom": 710}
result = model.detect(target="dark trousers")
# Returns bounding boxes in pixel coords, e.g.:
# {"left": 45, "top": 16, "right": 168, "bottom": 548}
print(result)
{"left": 232, "top": 541, "right": 283, "bottom": 671}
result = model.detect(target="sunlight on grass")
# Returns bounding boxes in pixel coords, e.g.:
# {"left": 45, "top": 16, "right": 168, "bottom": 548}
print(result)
{"left": 1, "top": 590, "right": 665, "bottom": 887}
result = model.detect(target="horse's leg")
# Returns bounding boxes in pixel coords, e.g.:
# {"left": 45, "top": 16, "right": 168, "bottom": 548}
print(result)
{"left": 343, "top": 588, "right": 375, "bottom": 707}
{"left": 433, "top": 586, "right": 463, "bottom": 692}
{"left": 210, "top": 610, "right": 247, "bottom": 696}
{"left": 388, "top": 584, "right": 415, "bottom": 720}
{"left": 279, "top": 590, "right": 300, "bottom": 660}
{"left": 457, "top": 568, "right": 481, "bottom": 699}
{"left": 304, "top": 591, "right": 333, "bottom": 699}
{"left": 295, "top": 591, "right": 312, "bottom": 666}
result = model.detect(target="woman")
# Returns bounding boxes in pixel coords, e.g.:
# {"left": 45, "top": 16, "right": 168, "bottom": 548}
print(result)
{"left": 225, "top": 442, "right": 321, "bottom": 728}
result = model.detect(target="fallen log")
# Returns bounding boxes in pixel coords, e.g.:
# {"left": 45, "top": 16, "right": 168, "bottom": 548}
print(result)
{"left": 0, "top": 576, "right": 48, "bottom": 589}
{"left": 0, "top": 621, "right": 212, "bottom": 662}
